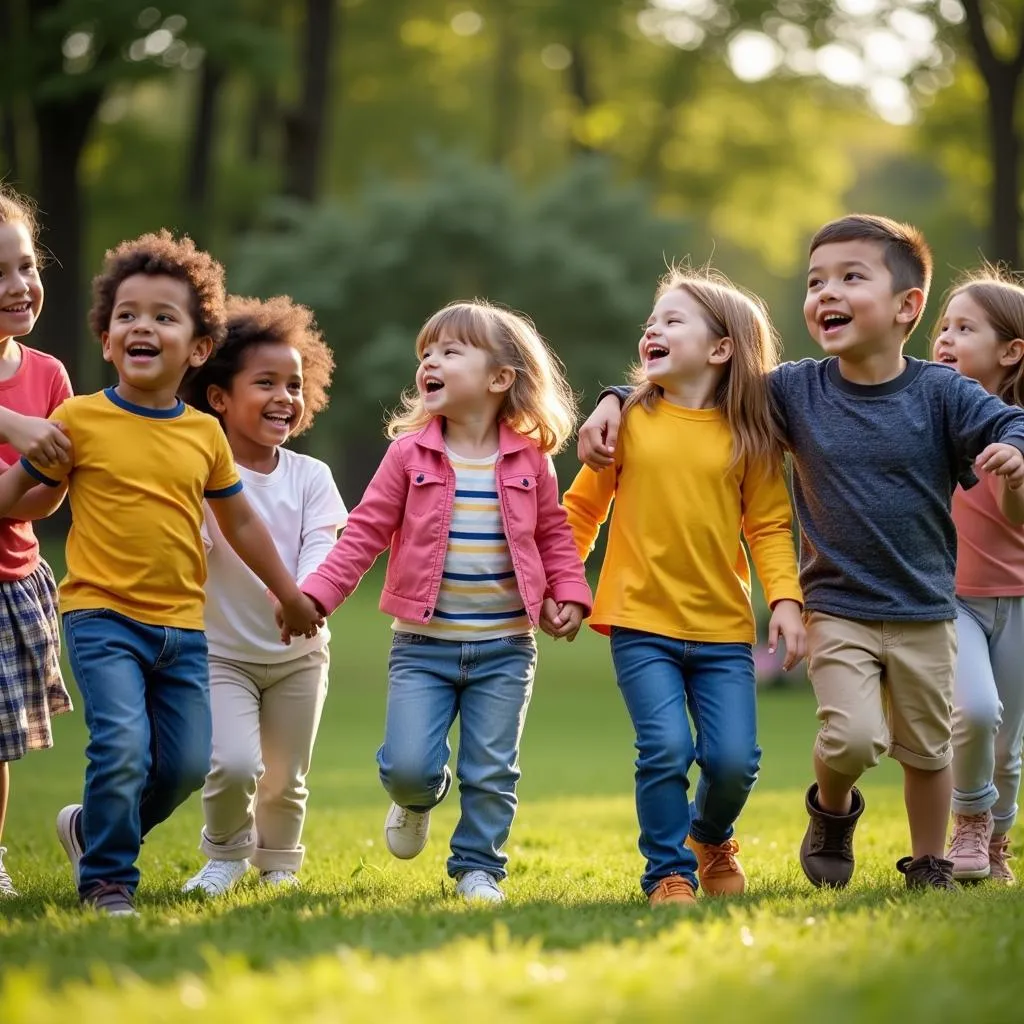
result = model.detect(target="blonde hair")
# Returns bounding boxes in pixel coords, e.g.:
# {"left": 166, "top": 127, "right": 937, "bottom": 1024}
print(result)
{"left": 935, "top": 266, "right": 1024, "bottom": 409}
{"left": 625, "top": 266, "right": 784, "bottom": 469}
{"left": 386, "top": 300, "right": 577, "bottom": 454}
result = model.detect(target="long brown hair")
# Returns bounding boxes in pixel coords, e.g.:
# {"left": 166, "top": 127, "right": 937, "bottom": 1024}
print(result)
{"left": 935, "top": 267, "right": 1024, "bottom": 409}
{"left": 386, "top": 300, "right": 577, "bottom": 454}
{"left": 624, "top": 266, "right": 784, "bottom": 470}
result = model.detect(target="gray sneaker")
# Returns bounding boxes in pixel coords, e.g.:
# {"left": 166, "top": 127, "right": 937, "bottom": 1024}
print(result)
{"left": 56, "top": 804, "right": 84, "bottom": 888}
{"left": 81, "top": 880, "right": 138, "bottom": 916}
{"left": 0, "top": 846, "right": 18, "bottom": 897}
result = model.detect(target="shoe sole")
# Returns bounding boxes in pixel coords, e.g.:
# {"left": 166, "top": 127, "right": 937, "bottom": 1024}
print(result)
{"left": 952, "top": 865, "right": 992, "bottom": 881}
{"left": 55, "top": 806, "right": 84, "bottom": 888}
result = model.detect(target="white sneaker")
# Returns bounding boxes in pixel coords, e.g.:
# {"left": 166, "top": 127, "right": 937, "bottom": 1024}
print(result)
{"left": 455, "top": 870, "right": 505, "bottom": 903}
{"left": 0, "top": 846, "right": 18, "bottom": 897}
{"left": 182, "top": 858, "right": 250, "bottom": 895}
{"left": 56, "top": 804, "right": 84, "bottom": 888}
{"left": 384, "top": 803, "right": 431, "bottom": 859}
{"left": 260, "top": 870, "right": 299, "bottom": 888}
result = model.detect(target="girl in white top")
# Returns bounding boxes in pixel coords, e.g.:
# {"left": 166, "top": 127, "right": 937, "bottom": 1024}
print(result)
{"left": 180, "top": 295, "right": 346, "bottom": 894}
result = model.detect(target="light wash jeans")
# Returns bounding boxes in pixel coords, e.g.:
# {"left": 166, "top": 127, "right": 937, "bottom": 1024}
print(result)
{"left": 951, "top": 596, "right": 1024, "bottom": 833}
{"left": 63, "top": 609, "right": 211, "bottom": 896}
{"left": 610, "top": 627, "right": 760, "bottom": 894}
{"left": 377, "top": 632, "right": 536, "bottom": 880}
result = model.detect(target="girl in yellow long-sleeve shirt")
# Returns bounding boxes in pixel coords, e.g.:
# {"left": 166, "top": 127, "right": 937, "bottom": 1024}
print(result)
{"left": 563, "top": 268, "right": 805, "bottom": 906}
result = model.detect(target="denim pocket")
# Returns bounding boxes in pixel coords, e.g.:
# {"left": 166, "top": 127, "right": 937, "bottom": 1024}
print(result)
{"left": 62, "top": 608, "right": 111, "bottom": 625}
{"left": 392, "top": 631, "right": 427, "bottom": 646}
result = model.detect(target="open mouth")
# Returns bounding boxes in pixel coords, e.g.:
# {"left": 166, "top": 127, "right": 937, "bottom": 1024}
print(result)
{"left": 1, "top": 302, "right": 31, "bottom": 315}
{"left": 820, "top": 313, "right": 852, "bottom": 334}
{"left": 126, "top": 342, "right": 159, "bottom": 358}
{"left": 936, "top": 352, "right": 957, "bottom": 365}
{"left": 423, "top": 376, "right": 444, "bottom": 394}
{"left": 644, "top": 345, "right": 669, "bottom": 362}
{"left": 264, "top": 411, "right": 294, "bottom": 427}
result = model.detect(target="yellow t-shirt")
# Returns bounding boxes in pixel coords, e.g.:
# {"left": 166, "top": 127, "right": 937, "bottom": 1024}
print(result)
{"left": 563, "top": 399, "right": 801, "bottom": 644}
{"left": 23, "top": 387, "right": 241, "bottom": 629}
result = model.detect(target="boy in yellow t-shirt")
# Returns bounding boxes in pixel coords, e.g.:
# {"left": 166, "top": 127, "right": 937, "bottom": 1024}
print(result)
{"left": 0, "top": 231, "right": 322, "bottom": 916}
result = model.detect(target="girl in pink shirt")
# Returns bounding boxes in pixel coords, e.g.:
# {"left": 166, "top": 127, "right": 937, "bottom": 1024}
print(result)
{"left": 933, "top": 271, "right": 1024, "bottom": 883}
{"left": 0, "top": 186, "right": 75, "bottom": 897}
{"left": 291, "top": 300, "right": 591, "bottom": 902}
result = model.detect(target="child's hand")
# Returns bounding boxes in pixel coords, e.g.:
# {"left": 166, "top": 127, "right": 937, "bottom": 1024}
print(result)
{"left": 977, "top": 443, "right": 1024, "bottom": 489}
{"left": 275, "top": 592, "right": 324, "bottom": 644}
{"left": 577, "top": 395, "right": 622, "bottom": 471}
{"left": 3, "top": 414, "right": 71, "bottom": 468}
{"left": 768, "top": 599, "right": 806, "bottom": 671}
{"left": 539, "top": 598, "right": 586, "bottom": 642}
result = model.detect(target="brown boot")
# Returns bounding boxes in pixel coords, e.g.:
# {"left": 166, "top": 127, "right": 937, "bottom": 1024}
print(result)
{"left": 989, "top": 833, "right": 1015, "bottom": 884}
{"left": 686, "top": 837, "right": 745, "bottom": 896}
{"left": 648, "top": 875, "right": 697, "bottom": 907}
{"left": 799, "top": 783, "right": 864, "bottom": 888}
{"left": 896, "top": 854, "right": 957, "bottom": 891}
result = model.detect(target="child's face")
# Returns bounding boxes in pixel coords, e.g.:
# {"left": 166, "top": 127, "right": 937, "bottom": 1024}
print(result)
{"left": 639, "top": 288, "right": 726, "bottom": 385}
{"left": 210, "top": 343, "right": 305, "bottom": 451}
{"left": 933, "top": 291, "right": 1020, "bottom": 393}
{"left": 102, "top": 273, "right": 211, "bottom": 393}
{"left": 0, "top": 222, "right": 42, "bottom": 344}
{"left": 804, "top": 239, "right": 913, "bottom": 360}
{"left": 416, "top": 335, "right": 508, "bottom": 418}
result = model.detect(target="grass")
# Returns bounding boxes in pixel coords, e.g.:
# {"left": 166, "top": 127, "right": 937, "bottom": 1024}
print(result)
{"left": 1, "top": 575, "right": 1022, "bottom": 1022}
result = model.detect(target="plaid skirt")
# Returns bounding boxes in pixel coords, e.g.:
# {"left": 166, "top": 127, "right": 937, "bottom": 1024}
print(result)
{"left": 0, "top": 561, "right": 72, "bottom": 761}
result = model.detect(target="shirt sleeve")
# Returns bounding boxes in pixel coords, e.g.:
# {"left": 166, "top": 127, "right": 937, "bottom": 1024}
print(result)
{"left": 562, "top": 462, "right": 618, "bottom": 561}
{"left": 204, "top": 424, "right": 243, "bottom": 499}
{"left": 48, "top": 361, "right": 74, "bottom": 411}
{"left": 301, "top": 459, "right": 348, "bottom": 533}
{"left": 596, "top": 385, "right": 633, "bottom": 407}
{"left": 948, "top": 372, "right": 1024, "bottom": 469}
{"left": 740, "top": 456, "right": 803, "bottom": 609}
{"left": 21, "top": 401, "right": 74, "bottom": 487}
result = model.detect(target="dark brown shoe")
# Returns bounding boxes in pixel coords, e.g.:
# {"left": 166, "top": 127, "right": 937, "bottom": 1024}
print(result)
{"left": 896, "top": 855, "right": 957, "bottom": 891}
{"left": 799, "top": 783, "right": 864, "bottom": 888}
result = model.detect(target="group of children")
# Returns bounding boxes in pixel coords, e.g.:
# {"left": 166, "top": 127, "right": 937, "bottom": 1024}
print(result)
{"left": 0, "top": 180, "right": 1021, "bottom": 914}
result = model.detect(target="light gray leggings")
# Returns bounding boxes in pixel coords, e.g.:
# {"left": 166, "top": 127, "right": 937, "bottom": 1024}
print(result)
{"left": 951, "top": 595, "right": 1024, "bottom": 833}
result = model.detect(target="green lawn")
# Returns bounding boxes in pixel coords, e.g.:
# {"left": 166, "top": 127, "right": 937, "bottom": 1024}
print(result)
{"left": 1, "top": 578, "right": 1021, "bottom": 1022}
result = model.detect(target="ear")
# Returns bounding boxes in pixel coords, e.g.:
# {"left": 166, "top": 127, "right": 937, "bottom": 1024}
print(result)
{"left": 896, "top": 287, "right": 926, "bottom": 328}
{"left": 709, "top": 336, "right": 734, "bottom": 365}
{"left": 206, "top": 383, "right": 228, "bottom": 415}
{"left": 100, "top": 331, "right": 113, "bottom": 364}
{"left": 189, "top": 335, "right": 214, "bottom": 368}
{"left": 488, "top": 365, "right": 516, "bottom": 395}
{"left": 1000, "top": 338, "right": 1024, "bottom": 368}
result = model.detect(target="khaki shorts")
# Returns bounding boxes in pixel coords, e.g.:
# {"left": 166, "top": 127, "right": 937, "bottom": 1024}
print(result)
{"left": 806, "top": 612, "right": 956, "bottom": 773}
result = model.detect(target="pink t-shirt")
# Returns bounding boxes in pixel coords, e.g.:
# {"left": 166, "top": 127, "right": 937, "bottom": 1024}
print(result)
{"left": 0, "top": 344, "right": 73, "bottom": 581}
{"left": 953, "top": 468, "right": 1024, "bottom": 597}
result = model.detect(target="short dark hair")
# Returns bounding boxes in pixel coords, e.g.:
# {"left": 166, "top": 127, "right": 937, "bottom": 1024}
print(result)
{"left": 180, "top": 295, "right": 334, "bottom": 437}
{"left": 809, "top": 214, "right": 933, "bottom": 333}
{"left": 0, "top": 184, "right": 40, "bottom": 257}
{"left": 88, "top": 229, "right": 227, "bottom": 344}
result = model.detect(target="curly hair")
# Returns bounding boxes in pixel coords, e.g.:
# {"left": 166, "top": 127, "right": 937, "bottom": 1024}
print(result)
{"left": 88, "top": 229, "right": 227, "bottom": 345}
{"left": 180, "top": 294, "right": 334, "bottom": 437}
{"left": 0, "top": 184, "right": 40, "bottom": 256}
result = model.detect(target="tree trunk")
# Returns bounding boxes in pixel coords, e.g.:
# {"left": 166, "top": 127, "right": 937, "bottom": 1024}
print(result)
{"left": 283, "top": 0, "right": 336, "bottom": 201}
{"left": 184, "top": 59, "right": 226, "bottom": 245}
{"left": 986, "top": 70, "right": 1021, "bottom": 266}
{"left": 567, "top": 38, "right": 594, "bottom": 155}
{"left": 1, "top": 107, "right": 18, "bottom": 182}
{"left": 33, "top": 90, "right": 103, "bottom": 390}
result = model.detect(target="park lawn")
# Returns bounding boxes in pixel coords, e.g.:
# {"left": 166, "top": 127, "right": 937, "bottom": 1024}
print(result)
{"left": 1, "top": 576, "right": 1022, "bottom": 1023}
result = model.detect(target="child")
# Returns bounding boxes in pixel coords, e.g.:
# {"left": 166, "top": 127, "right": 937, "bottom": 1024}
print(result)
{"left": 288, "top": 300, "right": 592, "bottom": 903}
{"left": 562, "top": 269, "right": 804, "bottom": 906}
{"left": 0, "top": 231, "right": 323, "bottom": 915}
{"left": 0, "top": 186, "right": 75, "bottom": 897}
{"left": 932, "top": 271, "right": 1024, "bottom": 883}
{"left": 577, "top": 215, "right": 1024, "bottom": 891}
{"left": 178, "top": 295, "right": 346, "bottom": 895}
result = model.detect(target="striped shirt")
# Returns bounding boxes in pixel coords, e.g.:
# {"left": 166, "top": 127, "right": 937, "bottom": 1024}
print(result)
{"left": 394, "top": 449, "right": 531, "bottom": 640}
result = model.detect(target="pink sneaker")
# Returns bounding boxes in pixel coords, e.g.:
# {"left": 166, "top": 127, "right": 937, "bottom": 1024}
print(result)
{"left": 989, "top": 833, "right": 1015, "bottom": 884}
{"left": 947, "top": 811, "right": 994, "bottom": 880}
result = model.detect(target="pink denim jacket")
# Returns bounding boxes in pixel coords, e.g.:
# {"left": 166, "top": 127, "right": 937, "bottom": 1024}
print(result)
{"left": 301, "top": 417, "right": 593, "bottom": 627}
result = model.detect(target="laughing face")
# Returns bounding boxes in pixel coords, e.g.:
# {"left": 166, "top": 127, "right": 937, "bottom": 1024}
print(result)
{"left": 415, "top": 335, "right": 499, "bottom": 418}
{"left": 0, "top": 221, "right": 43, "bottom": 346}
{"left": 932, "top": 290, "right": 1020, "bottom": 393}
{"left": 638, "top": 288, "right": 721, "bottom": 386}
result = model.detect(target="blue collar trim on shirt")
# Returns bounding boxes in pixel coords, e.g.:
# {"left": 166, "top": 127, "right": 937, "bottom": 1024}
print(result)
{"left": 104, "top": 386, "right": 185, "bottom": 419}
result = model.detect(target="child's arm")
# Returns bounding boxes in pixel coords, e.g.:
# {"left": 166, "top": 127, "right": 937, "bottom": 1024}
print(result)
{"left": 0, "top": 407, "right": 72, "bottom": 468}
{"left": 0, "top": 461, "right": 53, "bottom": 519}
{"left": 577, "top": 387, "right": 632, "bottom": 470}
{"left": 948, "top": 373, "right": 1024, "bottom": 488}
{"left": 996, "top": 475, "right": 1024, "bottom": 525}
{"left": 561, "top": 460, "right": 618, "bottom": 562}
{"left": 299, "top": 442, "right": 410, "bottom": 617}
{"left": 2, "top": 473, "right": 68, "bottom": 521}
{"left": 741, "top": 457, "right": 806, "bottom": 670}
{"left": 295, "top": 462, "right": 348, "bottom": 580}
{"left": 207, "top": 490, "right": 323, "bottom": 638}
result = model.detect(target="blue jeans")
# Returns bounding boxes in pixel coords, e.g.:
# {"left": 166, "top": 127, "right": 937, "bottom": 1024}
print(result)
{"left": 610, "top": 628, "right": 760, "bottom": 894}
{"left": 377, "top": 632, "right": 537, "bottom": 880}
{"left": 63, "top": 609, "right": 212, "bottom": 895}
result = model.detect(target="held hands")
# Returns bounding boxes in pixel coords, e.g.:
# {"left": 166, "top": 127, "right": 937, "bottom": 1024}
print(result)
{"left": 976, "top": 443, "right": 1024, "bottom": 489}
{"left": 576, "top": 395, "right": 622, "bottom": 471}
{"left": 539, "top": 598, "right": 586, "bottom": 642}
{"left": 273, "top": 591, "right": 325, "bottom": 644}
{"left": 4, "top": 413, "right": 71, "bottom": 468}
{"left": 768, "top": 599, "right": 807, "bottom": 672}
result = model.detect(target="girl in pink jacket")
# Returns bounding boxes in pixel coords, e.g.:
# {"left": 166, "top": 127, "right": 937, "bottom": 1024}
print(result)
{"left": 293, "top": 299, "right": 591, "bottom": 902}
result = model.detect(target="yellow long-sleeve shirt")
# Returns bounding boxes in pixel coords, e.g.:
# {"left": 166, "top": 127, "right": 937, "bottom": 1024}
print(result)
{"left": 563, "top": 399, "right": 801, "bottom": 643}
